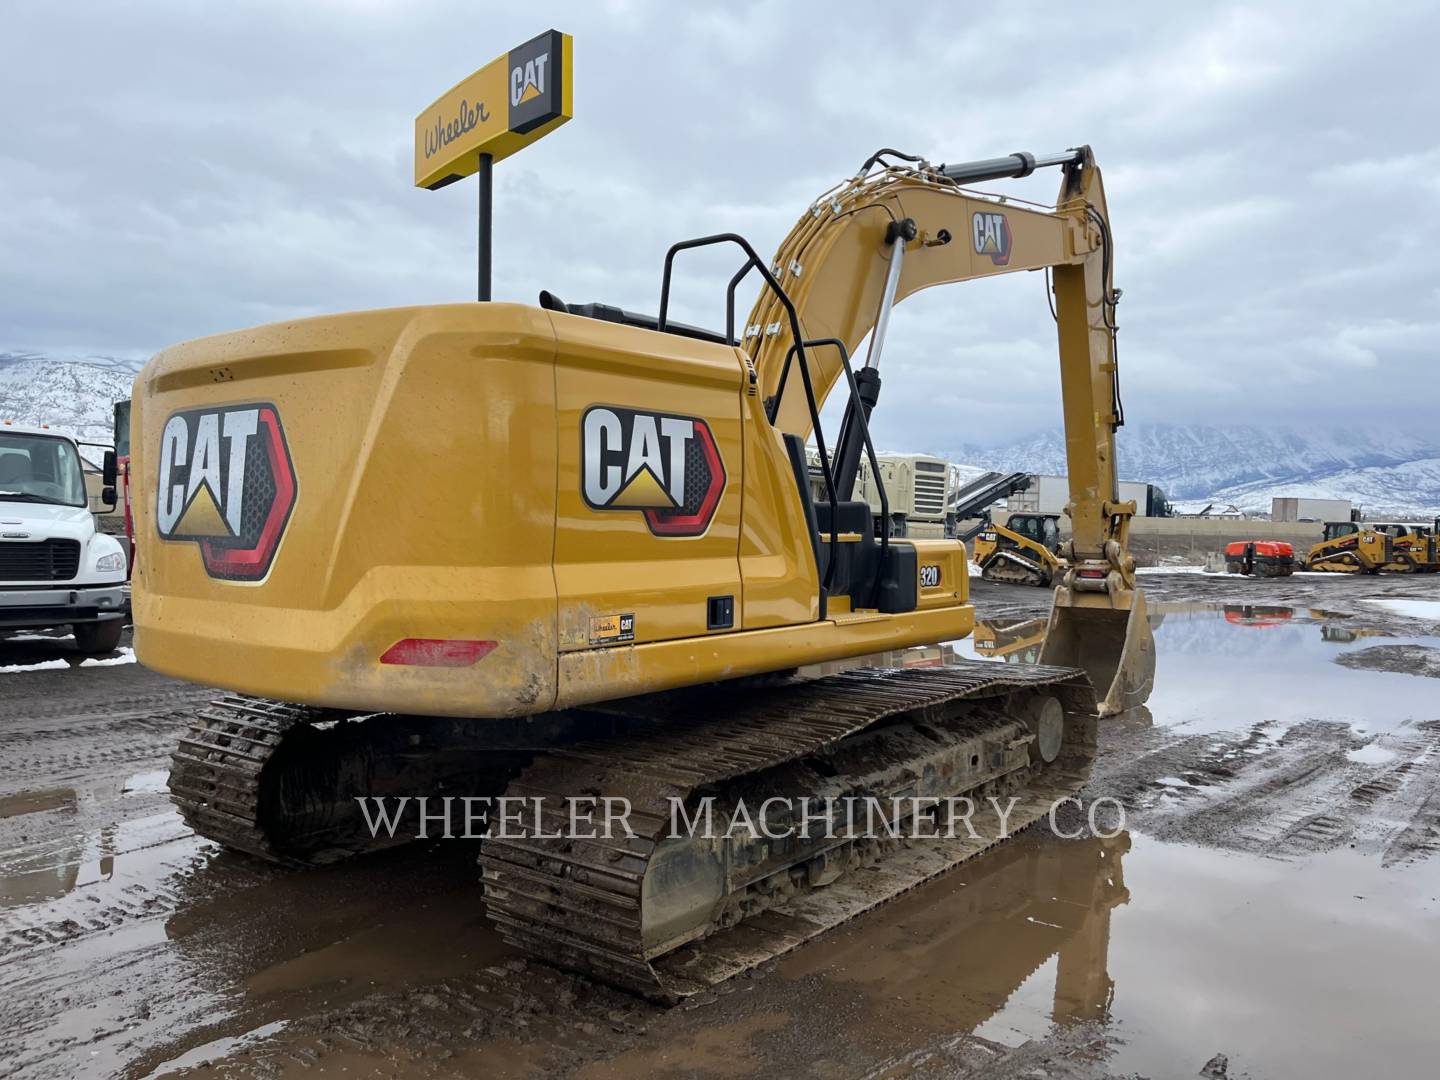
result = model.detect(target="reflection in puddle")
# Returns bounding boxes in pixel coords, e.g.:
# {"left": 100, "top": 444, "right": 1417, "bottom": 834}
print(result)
{"left": 973, "top": 616, "right": 1048, "bottom": 663}
{"left": 786, "top": 827, "right": 1440, "bottom": 1080}
{"left": 825, "top": 601, "right": 1440, "bottom": 737}
{"left": 784, "top": 831, "right": 1130, "bottom": 1041}
{"left": 1138, "top": 602, "right": 1440, "bottom": 735}
{"left": 0, "top": 770, "right": 190, "bottom": 910}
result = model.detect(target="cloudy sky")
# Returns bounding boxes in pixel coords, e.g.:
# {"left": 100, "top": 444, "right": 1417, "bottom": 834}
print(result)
{"left": 2, "top": 1, "right": 1435, "bottom": 450}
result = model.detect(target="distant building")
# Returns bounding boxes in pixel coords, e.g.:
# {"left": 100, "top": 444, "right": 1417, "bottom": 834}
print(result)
{"left": 1271, "top": 497, "right": 1352, "bottom": 523}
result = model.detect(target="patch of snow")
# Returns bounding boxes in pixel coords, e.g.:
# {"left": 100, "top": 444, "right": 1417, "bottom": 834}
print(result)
{"left": 1346, "top": 745, "right": 1399, "bottom": 765}
{"left": 79, "top": 647, "right": 137, "bottom": 667}
{"left": 1155, "top": 776, "right": 1193, "bottom": 787}
{"left": 123, "top": 768, "right": 169, "bottom": 794}
{"left": 1357, "top": 599, "right": 1440, "bottom": 622}
{"left": 0, "top": 658, "right": 71, "bottom": 673}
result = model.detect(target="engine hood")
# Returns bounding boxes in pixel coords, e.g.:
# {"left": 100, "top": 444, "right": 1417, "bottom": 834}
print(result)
{"left": 0, "top": 502, "right": 94, "bottom": 540}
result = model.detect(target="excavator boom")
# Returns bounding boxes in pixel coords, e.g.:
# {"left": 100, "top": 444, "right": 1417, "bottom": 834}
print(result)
{"left": 743, "top": 147, "right": 1153, "bottom": 712}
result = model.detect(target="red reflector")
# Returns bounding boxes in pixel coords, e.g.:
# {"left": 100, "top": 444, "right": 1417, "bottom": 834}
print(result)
{"left": 380, "top": 638, "right": 498, "bottom": 667}
{"left": 1076, "top": 569, "right": 1107, "bottom": 578}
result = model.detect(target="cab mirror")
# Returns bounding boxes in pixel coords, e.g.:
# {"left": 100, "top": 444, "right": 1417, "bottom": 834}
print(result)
{"left": 100, "top": 485, "right": 118, "bottom": 512}
{"left": 102, "top": 450, "right": 118, "bottom": 486}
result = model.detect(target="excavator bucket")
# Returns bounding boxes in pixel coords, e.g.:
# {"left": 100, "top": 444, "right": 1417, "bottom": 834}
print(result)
{"left": 1039, "top": 586, "right": 1155, "bottom": 716}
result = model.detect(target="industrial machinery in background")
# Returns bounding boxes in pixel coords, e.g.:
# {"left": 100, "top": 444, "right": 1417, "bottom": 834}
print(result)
{"left": 1370, "top": 520, "right": 1439, "bottom": 572}
{"left": 1304, "top": 521, "right": 1391, "bottom": 573}
{"left": 1303, "top": 520, "right": 1438, "bottom": 573}
{"left": 135, "top": 144, "right": 1154, "bottom": 1002}
{"left": 1223, "top": 540, "right": 1294, "bottom": 577}
{"left": 947, "top": 470, "right": 1032, "bottom": 541}
{"left": 804, "top": 449, "right": 954, "bottom": 538}
{"left": 973, "top": 512, "right": 1064, "bottom": 587}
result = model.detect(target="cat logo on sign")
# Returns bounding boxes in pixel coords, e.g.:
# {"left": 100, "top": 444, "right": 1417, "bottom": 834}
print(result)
{"left": 581, "top": 406, "right": 725, "bottom": 537}
{"left": 154, "top": 403, "right": 297, "bottom": 581}
{"left": 511, "top": 53, "right": 548, "bottom": 105}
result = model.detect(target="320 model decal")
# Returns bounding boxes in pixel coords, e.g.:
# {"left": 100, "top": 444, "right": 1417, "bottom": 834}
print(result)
{"left": 581, "top": 405, "right": 725, "bottom": 537}
{"left": 155, "top": 403, "right": 297, "bottom": 581}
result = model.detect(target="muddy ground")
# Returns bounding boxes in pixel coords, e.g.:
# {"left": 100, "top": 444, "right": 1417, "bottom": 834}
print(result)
{"left": 3, "top": 570, "right": 1440, "bottom": 1079}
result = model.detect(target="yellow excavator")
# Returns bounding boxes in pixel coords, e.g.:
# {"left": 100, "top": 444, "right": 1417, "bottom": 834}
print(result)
{"left": 972, "top": 511, "right": 1065, "bottom": 587}
{"left": 133, "top": 146, "right": 1154, "bottom": 1000}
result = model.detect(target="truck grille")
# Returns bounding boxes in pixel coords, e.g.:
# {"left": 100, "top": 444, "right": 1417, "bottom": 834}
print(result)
{"left": 0, "top": 539, "right": 82, "bottom": 582}
{"left": 913, "top": 474, "right": 947, "bottom": 516}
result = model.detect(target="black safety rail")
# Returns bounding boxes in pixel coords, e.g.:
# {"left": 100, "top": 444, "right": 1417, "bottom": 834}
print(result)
{"left": 657, "top": 236, "right": 892, "bottom": 614}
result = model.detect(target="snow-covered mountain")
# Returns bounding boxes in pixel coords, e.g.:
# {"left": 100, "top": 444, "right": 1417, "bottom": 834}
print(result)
{"left": 0, "top": 353, "right": 141, "bottom": 445}
{"left": 952, "top": 423, "right": 1440, "bottom": 517}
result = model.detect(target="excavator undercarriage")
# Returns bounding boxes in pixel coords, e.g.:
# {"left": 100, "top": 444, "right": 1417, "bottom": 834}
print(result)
{"left": 170, "top": 660, "right": 1098, "bottom": 1001}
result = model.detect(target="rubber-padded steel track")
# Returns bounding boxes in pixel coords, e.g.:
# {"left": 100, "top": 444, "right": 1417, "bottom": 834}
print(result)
{"left": 480, "top": 659, "right": 1097, "bottom": 1001}
{"left": 981, "top": 551, "right": 1051, "bottom": 587}
{"left": 168, "top": 694, "right": 323, "bottom": 863}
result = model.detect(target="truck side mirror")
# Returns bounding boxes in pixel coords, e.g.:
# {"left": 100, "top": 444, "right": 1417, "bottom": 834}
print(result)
{"left": 102, "top": 450, "right": 118, "bottom": 486}
{"left": 99, "top": 485, "right": 118, "bottom": 512}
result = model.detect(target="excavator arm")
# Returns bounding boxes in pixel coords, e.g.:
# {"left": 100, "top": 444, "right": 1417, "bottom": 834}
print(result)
{"left": 744, "top": 147, "right": 1154, "bottom": 713}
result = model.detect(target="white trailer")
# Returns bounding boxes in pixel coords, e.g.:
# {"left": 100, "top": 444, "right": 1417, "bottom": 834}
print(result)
{"left": 1008, "top": 474, "right": 1170, "bottom": 517}
{"left": 1271, "top": 497, "right": 1352, "bottom": 523}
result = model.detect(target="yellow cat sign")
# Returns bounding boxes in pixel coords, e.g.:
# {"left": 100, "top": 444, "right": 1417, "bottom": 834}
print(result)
{"left": 414, "top": 29, "right": 573, "bottom": 190}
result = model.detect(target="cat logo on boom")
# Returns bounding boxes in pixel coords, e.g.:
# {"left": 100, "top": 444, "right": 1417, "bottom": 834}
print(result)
{"left": 972, "top": 211, "right": 1012, "bottom": 266}
{"left": 154, "top": 403, "right": 296, "bottom": 581}
{"left": 581, "top": 406, "right": 725, "bottom": 537}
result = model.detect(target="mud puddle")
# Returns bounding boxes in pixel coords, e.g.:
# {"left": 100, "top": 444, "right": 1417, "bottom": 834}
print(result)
{"left": 745, "top": 828, "right": 1440, "bottom": 1080}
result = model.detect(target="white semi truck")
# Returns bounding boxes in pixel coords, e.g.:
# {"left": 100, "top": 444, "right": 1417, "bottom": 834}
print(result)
{"left": 0, "top": 422, "right": 129, "bottom": 653}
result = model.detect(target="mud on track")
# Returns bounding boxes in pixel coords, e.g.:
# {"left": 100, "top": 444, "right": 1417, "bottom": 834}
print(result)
{"left": 2, "top": 573, "right": 1440, "bottom": 1079}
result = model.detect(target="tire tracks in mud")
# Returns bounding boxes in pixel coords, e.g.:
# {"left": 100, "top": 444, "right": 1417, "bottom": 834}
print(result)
{"left": 1091, "top": 717, "right": 1440, "bottom": 864}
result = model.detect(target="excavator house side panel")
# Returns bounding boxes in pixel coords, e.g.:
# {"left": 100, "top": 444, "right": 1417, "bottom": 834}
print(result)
{"left": 548, "top": 311, "right": 746, "bottom": 655}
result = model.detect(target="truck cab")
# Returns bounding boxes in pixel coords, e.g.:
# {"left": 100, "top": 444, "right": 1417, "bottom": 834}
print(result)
{"left": 0, "top": 423, "right": 129, "bottom": 653}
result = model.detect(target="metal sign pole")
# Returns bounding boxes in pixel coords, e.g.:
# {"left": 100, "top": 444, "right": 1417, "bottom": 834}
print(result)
{"left": 414, "top": 30, "right": 571, "bottom": 297}
{"left": 477, "top": 152, "right": 493, "bottom": 301}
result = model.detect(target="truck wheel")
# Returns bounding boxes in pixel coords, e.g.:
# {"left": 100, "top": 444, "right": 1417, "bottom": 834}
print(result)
{"left": 73, "top": 619, "right": 124, "bottom": 655}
